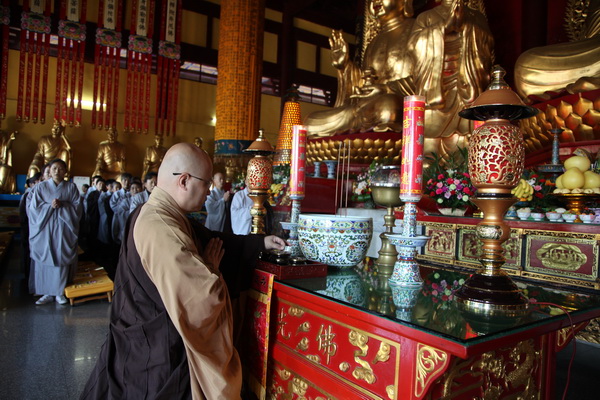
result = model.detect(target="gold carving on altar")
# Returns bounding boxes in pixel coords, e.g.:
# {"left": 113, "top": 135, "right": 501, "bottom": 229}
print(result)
{"left": 297, "top": 321, "right": 311, "bottom": 333}
{"left": 317, "top": 325, "right": 337, "bottom": 365}
{"left": 536, "top": 243, "right": 587, "bottom": 271}
{"left": 428, "top": 339, "right": 541, "bottom": 399}
{"left": 427, "top": 230, "right": 455, "bottom": 254}
{"left": 373, "top": 342, "right": 391, "bottom": 364}
{"left": 0, "top": 129, "right": 17, "bottom": 193}
{"left": 292, "top": 377, "right": 309, "bottom": 397}
{"left": 349, "top": 330, "right": 376, "bottom": 384}
{"left": 339, "top": 361, "right": 350, "bottom": 372}
{"left": 297, "top": 337, "right": 309, "bottom": 352}
{"left": 415, "top": 344, "right": 449, "bottom": 398}
{"left": 289, "top": 306, "right": 305, "bottom": 317}
{"left": 558, "top": 322, "right": 589, "bottom": 348}
{"left": 386, "top": 385, "right": 396, "bottom": 400}
{"left": 276, "top": 367, "right": 292, "bottom": 381}
{"left": 277, "top": 308, "right": 291, "bottom": 340}
{"left": 577, "top": 318, "right": 600, "bottom": 345}
{"left": 305, "top": 354, "right": 321, "bottom": 363}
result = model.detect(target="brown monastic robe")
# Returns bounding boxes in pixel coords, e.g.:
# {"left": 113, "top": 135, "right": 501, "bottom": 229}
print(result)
{"left": 81, "top": 187, "right": 265, "bottom": 400}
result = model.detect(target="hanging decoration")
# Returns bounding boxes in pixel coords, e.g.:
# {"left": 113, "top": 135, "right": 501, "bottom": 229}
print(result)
{"left": 55, "top": 0, "right": 88, "bottom": 127}
{"left": 92, "top": 0, "right": 123, "bottom": 131}
{"left": 16, "top": 0, "right": 52, "bottom": 124}
{"left": 0, "top": 0, "right": 10, "bottom": 120}
{"left": 124, "top": 0, "right": 155, "bottom": 134}
{"left": 155, "top": 0, "right": 181, "bottom": 136}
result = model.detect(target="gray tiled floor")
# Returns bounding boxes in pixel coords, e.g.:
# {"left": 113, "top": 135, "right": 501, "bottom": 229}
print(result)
{"left": 1, "top": 237, "right": 599, "bottom": 399}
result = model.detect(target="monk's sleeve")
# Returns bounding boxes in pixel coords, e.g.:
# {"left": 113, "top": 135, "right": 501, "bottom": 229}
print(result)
{"left": 134, "top": 210, "right": 242, "bottom": 400}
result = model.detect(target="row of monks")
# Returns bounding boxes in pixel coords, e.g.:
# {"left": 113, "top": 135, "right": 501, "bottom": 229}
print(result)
{"left": 0, "top": 121, "right": 204, "bottom": 194}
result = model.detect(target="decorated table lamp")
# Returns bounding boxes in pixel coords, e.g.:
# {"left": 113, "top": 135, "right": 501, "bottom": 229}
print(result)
{"left": 456, "top": 65, "right": 538, "bottom": 317}
{"left": 244, "top": 129, "right": 275, "bottom": 234}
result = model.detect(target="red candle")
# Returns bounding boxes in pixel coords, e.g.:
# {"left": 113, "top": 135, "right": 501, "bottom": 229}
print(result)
{"left": 400, "top": 95, "right": 426, "bottom": 202}
{"left": 290, "top": 125, "right": 307, "bottom": 200}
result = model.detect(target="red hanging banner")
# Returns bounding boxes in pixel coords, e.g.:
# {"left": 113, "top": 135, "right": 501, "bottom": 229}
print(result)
{"left": 0, "top": 1, "right": 10, "bottom": 120}
{"left": 155, "top": 0, "right": 181, "bottom": 136}
{"left": 17, "top": 0, "right": 51, "bottom": 124}
{"left": 55, "top": 0, "right": 88, "bottom": 127}
{"left": 92, "top": 0, "right": 123, "bottom": 131}
{"left": 124, "top": 0, "right": 154, "bottom": 134}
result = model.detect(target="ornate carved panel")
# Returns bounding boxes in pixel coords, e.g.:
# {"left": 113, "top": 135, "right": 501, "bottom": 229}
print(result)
{"left": 425, "top": 339, "right": 544, "bottom": 400}
{"left": 268, "top": 361, "right": 337, "bottom": 400}
{"left": 420, "top": 222, "right": 458, "bottom": 262}
{"left": 274, "top": 298, "right": 401, "bottom": 399}
{"left": 524, "top": 230, "right": 599, "bottom": 282}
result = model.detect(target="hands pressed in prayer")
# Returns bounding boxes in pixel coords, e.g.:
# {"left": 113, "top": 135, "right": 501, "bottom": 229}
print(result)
{"left": 203, "top": 237, "right": 225, "bottom": 272}
{"left": 264, "top": 235, "right": 287, "bottom": 251}
{"left": 51, "top": 199, "right": 61, "bottom": 209}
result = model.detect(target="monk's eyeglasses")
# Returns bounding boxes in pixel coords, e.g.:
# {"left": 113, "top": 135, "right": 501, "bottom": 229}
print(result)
{"left": 172, "top": 172, "right": 211, "bottom": 185}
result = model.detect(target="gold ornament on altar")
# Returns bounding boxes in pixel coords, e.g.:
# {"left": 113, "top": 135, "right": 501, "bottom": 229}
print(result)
{"left": 93, "top": 128, "right": 126, "bottom": 180}
{"left": 274, "top": 87, "right": 302, "bottom": 166}
{"left": 28, "top": 120, "right": 72, "bottom": 178}
{"left": 244, "top": 129, "right": 274, "bottom": 234}
{"left": 305, "top": 0, "right": 495, "bottom": 159}
{"left": 455, "top": 65, "right": 538, "bottom": 317}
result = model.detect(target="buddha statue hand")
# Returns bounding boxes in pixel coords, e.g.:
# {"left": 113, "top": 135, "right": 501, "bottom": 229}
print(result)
{"left": 329, "top": 30, "right": 350, "bottom": 69}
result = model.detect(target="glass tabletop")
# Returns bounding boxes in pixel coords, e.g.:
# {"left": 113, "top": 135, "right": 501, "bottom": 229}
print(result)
{"left": 277, "top": 263, "right": 600, "bottom": 344}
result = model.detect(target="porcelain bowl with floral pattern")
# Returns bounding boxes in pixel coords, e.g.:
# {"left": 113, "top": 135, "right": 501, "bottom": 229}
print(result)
{"left": 298, "top": 214, "right": 373, "bottom": 268}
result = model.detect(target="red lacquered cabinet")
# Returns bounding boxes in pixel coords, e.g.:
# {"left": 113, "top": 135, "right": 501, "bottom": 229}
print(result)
{"left": 262, "top": 266, "right": 600, "bottom": 399}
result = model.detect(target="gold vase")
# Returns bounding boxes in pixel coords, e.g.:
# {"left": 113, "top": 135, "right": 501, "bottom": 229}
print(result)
{"left": 455, "top": 66, "right": 538, "bottom": 316}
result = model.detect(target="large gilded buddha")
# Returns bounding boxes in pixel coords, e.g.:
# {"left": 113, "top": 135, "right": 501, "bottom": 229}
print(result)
{"left": 305, "top": 0, "right": 495, "bottom": 156}
{"left": 514, "top": 0, "right": 600, "bottom": 98}
{"left": 305, "top": 0, "right": 416, "bottom": 136}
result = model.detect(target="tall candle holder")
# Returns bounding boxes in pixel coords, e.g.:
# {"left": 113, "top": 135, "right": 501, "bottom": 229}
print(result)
{"left": 244, "top": 129, "right": 275, "bottom": 234}
{"left": 282, "top": 125, "right": 307, "bottom": 256}
{"left": 387, "top": 95, "right": 429, "bottom": 287}
{"left": 456, "top": 66, "right": 538, "bottom": 317}
{"left": 537, "top": 128, "right": 565, "bottom": 177}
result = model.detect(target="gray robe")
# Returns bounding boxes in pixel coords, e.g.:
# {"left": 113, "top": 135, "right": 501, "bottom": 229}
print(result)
{"left": 28, "top": 179, "right": 82, "bottom": 296}
{"left": 204, "top": 188, "right": 226, "bottom": 231}
{"left": 97, "top": 191, "right": 112, "bottom": 244}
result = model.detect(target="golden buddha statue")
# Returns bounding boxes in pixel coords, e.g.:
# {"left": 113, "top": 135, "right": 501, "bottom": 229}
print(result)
{"left": 27, "top": 120, "right": 72, "bottom": 178}
{"left": 0, "top": 129, "right": 17, "bottom": 193}
{"left": 514, "top": 0, "right": 600, "bottom": 99}
{"left": 142, "top": 134, "right": 167, "bottom": 177}
{"left": 410, "top": 0, "right": 494, "bottom": 146}
{"left": 305, "top": 0, "right": 416, "bottom": 136}
{"left": 93, "top": 128, "right": 126, "bottom": 180}
{"left": 305, "top": 0, "right": 495, "bottom": 157}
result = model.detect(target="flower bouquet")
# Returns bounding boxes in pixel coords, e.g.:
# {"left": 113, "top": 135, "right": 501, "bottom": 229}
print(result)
{"left": 423, "top": 148, "right": 476, "bottom": 213}
{"left": 351, "top": 161, "right": 379, "bottom": 208}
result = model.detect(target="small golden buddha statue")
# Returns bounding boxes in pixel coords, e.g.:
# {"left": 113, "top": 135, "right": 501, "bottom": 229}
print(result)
{"left": 93, "top": 128, "right": 126, "bottom": 180}
{"left": 0, "top": 129, "right": 17, "bottom": 193}
{"left": 514, "top": 0, "right": 600, "bottom": 98}
{"left": 142, "top": 134, "right": 167, "bottom": 177}
{"left": 193, "top": 137, "right": 203, "bottom": 149}
{"left": 28, "top": 120, "right": 72, "bottom": 178}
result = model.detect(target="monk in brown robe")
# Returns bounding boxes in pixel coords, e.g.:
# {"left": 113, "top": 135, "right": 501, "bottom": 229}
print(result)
{"left": 81, "top": 143, "right": 285, "bottom": 399}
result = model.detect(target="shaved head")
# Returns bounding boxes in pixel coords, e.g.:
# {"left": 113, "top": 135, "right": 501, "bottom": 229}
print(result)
{"left": 158, "top": 143, "right": 213, "bottom": 213}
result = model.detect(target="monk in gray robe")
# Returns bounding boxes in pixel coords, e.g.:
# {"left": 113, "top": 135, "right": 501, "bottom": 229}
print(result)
{"left": 28, "top": 158, "right": 82, "bottom": 305}
{"left": 81, "top": 144, "right": 286, "bottom": 399}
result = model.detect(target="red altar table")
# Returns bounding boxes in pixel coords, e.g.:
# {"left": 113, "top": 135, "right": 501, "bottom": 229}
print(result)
{"left": 260, "top": 264, "right": 600, "bottom": 399}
